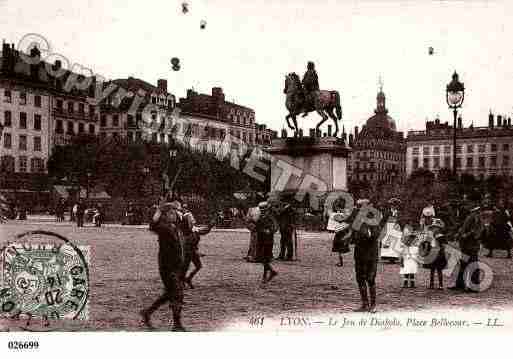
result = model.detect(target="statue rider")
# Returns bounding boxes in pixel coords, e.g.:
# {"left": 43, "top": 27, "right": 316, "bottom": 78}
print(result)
{"left": 302, "top": 61, "right": 319, "bottom": 117}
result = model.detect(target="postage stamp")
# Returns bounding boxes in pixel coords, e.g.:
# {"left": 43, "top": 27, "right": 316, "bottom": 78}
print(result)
{"left": 0, "top": 231, "right": 90, "bottom": 331}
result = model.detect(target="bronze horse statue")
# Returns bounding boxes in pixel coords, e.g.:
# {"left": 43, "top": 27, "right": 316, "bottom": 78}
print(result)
{"left": 283, "top": 72, "right": 342, "bottom": 137}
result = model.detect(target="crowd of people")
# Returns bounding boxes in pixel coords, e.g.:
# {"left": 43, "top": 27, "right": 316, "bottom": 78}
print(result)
{"left": 328, "top": 191, "right": 512, "bottom": 311}
{"left": 4, "top": 185, "right": 512, "bottom": 330}
{"left": 140, "top": 188, "right": 513, "bottom": 329}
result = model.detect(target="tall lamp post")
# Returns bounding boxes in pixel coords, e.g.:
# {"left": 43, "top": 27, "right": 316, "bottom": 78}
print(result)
{"left": 86, "top": 172, "right": 91, "bottom": 200}
{"left": 166, "top": 148, "right": 178, "bottom": 195}
{"left": 446, "top": 71, "right": 465, "bottom": 177}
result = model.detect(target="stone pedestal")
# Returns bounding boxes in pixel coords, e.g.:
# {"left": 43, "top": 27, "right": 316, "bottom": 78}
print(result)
{"left": 265, "top": 136, "right": 351, "bottom": 210}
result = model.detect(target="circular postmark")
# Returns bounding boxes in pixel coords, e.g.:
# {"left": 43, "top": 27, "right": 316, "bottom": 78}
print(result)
{"left": 0, "top": 230, "right": 89, "bottom": 331}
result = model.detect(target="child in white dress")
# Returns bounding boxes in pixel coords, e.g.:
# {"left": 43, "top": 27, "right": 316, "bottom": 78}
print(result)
{"left": 399, "top": 227, "right": 419, "bottom": 288}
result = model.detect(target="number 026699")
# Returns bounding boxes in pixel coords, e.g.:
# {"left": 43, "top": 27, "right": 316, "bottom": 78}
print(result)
{"left": 7, "top": 341, "right": 40, "bottom": 350}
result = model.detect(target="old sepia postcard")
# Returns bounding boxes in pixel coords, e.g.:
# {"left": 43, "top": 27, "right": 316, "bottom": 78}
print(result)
{"left": 0, "top": 0, "right": 512, "bottom": 356}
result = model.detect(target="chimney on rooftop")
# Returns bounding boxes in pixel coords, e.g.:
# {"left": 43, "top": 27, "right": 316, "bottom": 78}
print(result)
{"left": 508, "top": 117, "right": 511, "bottom": 127}
{"left": 497, "top": 115, "right": 502, "bottom": 127}
{"left": 327, "top": 125, "right": 332, "bottom": 137}
{"left": 489, "top": 112, "right": 494, "bottom": 128}
{"left": 354, "top": 126, "right": 359, "bottom": 138}
{"left": 157, "top": 79, "right": 167, "bottom": 93}
{"left": 349, "top": 133, "right": 354, "bottom": 146}
{"left": 212, "top": 87, "right": 225, "bottom": 104}
{"left": 457, "top": 115, "right": 462, "bottom": 129}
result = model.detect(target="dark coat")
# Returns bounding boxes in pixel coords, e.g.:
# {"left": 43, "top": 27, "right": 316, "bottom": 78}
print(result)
{"left": 255, "top": 213, "right": 278, "bottom": 263}
{"left": 302, "top": 69, "right": 319, "bottom": 92}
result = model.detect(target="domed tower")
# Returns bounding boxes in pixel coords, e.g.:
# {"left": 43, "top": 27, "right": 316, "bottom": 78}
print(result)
{"left": 350, "top": 76, "right": 405, "bottom": 185}
{"left": 375, "top": 80, "right": 387, "bottom": 115}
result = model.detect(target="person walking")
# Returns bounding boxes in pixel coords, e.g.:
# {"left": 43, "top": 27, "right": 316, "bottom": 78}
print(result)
{"left": 351, "top": 198, "right": 382, "bottom": 313}
{"left": 141, "top": 193, "right": 186, "bottom": 331}
{"left": 421, "top": 218, "right": 447, "bottom": 289}
{"left": 183, "top": 210, "right": 217, "bottom": 289}
{"left": 277, "top": 203, "right": 295, "bottom": 261}
{"left": 329, "top": 209, "right": 352, "bottom": 266}
{"left": 255, "top": 202, "right": 279, "bottom": 285}
{"left": 76, "top": 199, "right": 86, "bottom": 227}
{"left": 450, "top": 197, "right": 488, "bottom": 292}
{"left": 245, "top": 205, "right": 261, "bottom": 262}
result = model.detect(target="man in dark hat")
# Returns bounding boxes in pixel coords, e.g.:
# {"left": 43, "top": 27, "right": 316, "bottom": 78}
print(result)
{"left": 450, "top": 195, "right": 489, "bottom": 292}
{"left": 277, "top": 202, "right": 295, "bottom": 261}
{"left": 141, "top": 192, "right": 186, "bottom": 331}
{"left": 351, "top": 198, "right": 382, "bottom": 313}
{"left": 302, "top": 61, "right": 319, "bottom": 116}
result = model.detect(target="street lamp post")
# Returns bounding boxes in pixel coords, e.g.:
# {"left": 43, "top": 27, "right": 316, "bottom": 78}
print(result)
{"left": 166, "top": 148, "right": 178, "bottom": 195}
{"left": 446, "top": 71, "right": 465, "bottom": 177}
{"left": 86, "top": 172, "right": 91, "bottom": 200}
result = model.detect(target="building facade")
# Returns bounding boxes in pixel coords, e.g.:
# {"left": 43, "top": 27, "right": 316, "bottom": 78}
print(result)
{"left": 406, "top": 113, "right": 513, "bottom": 179}
{"left": 349, "top": 86, "right": 406, "bottom": 184}
{"left": 178, "top": 87, "right": 275, "bottom": 151}
{"left": 99, "top": 77, "right": 176, "bottom": 144}
{"left": 0, "top": 42, "right": 98, "bottom": 202}
{"left": 1, "top": 43, "right": 99, "bottom": 170}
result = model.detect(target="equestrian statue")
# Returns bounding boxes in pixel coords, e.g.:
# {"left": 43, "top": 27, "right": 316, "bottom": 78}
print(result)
{"left": 283, "top": 61, "right": 343, "bottom": 137}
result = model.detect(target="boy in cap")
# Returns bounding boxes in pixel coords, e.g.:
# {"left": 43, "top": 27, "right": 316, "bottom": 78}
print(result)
{"left": 141, "top": 192, "right": 186, "bottom": 331}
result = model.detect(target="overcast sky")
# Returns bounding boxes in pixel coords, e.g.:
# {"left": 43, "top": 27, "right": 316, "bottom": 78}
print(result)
{"left": 1, "top": 0, "right": 512, "bottom": 134}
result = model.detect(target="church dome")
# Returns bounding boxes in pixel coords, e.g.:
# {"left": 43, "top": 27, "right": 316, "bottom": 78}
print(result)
{"left": 365, "top": 86, "right": 396, "bottom": 131}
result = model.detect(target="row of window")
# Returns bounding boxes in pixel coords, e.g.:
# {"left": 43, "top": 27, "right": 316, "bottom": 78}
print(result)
{"left": 2, "top": 133, "right": 42, "bottom": 151}
{"left": 354, "top": 161, "right": 401, "bottom": 171}
{"left": 2, "top": 111, "right": 42, "bottom": 130}
{"left": 353, "top": 173, "right": 397, "bottom": 183}
{"left": 412, "top": 155, "right": 510, "bottom": 170}
{"left": 150, "top": 94, "right": 174, "bottom": 107}
{"left": 228, "top": 113, "right": 255, "bottom": 127}
{"left": 3, "top": 90, "right": 43, "bottom": 107}
{"left": 0, "top": 155, "right": 45, "bottom": 173}
{"left": 355, "top": 150, "right": 403, "bottom": 162}
{"left": 55, "top": 99, "right": 94, "bottom": 115}
{"left": 2, "top": 90, "right": 97, "bottom": 115}
{"left": 55, "top": 120, "right": 96, "bottom": 135}
{"left": 412, "top": 143, "right": 510, "bottom": 155}
{"left": 101, "top": 114, "right": 141, "bottom": 128}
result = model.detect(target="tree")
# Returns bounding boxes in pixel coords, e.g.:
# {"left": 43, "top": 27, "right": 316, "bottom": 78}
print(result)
{"left": 437, "top": 168, "right": 453, "bottom": 182}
